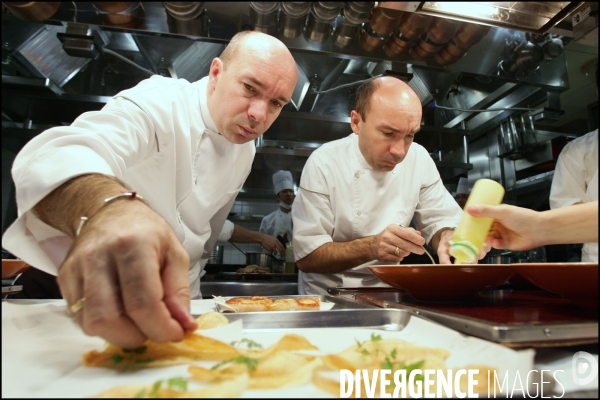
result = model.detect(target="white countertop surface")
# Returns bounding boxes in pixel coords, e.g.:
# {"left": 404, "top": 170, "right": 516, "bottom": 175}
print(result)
{"left": 2, "top": 299, "right": 597, "bottom": 398}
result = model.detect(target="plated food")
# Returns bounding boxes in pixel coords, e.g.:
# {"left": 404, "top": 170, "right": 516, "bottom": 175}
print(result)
{"left": 214, "top": 295, "right": 326, "bottom": 312}
{"left": 88, "top": 314, "right": 497, "bottom": 398}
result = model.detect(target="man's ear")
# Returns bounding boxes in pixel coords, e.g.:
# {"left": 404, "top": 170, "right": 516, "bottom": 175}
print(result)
{"left": 208, "top": 58, "right": 223, "bottom": 89}
{"left": 350, "top": 110, "right": 361, "bottom": 135}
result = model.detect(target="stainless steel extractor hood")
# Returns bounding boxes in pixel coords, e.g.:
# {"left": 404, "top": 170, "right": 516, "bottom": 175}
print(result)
{"left": 1, "top": 2, "right": 588, "bottom": 200}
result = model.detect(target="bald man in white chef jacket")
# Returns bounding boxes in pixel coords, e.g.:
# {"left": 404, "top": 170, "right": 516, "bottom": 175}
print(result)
{"left": 259, "top": 170, "right": 296, "bottom": 248}
{"left": 2, "top": 31, "right": 298, "bottom": 348}
{"left": 292, "top": 76, "right": 487, "bottom": 296}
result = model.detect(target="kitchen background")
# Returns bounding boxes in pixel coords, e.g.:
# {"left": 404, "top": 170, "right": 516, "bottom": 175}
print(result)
{"left": 1, "top": 2, "right": 598, "bottom": 265}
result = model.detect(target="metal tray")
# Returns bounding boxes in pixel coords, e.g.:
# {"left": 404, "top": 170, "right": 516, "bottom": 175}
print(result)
{"left": 328, "top": 287, "right": 598, "bottom": 347}
{"left": 208, "top": 295, "right": 411, "bottom": 331}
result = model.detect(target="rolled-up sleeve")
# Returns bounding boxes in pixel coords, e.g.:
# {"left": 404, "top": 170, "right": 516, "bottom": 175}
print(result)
{"left": 292, "top": 155, "right": 334, "bottom": 261}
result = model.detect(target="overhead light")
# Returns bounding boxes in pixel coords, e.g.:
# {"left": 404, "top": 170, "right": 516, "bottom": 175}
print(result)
{"left": 414, "top": 1, "right": 585, "bottom": 34}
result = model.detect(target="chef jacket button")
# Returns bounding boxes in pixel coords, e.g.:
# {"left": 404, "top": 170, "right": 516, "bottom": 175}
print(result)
{"left": 393, "top": 170, "right": 396, "bottom": 174}
{"left": 357, "top": 211, "right": 361, "bottom": 216}
{"left": 354, "top": 172, "right": 360, "bottom": 178}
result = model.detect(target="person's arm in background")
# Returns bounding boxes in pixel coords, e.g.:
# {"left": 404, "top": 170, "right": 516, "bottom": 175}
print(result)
{"left": 33, "top": 173, "right": 197, "bottom": 349}
{"left": 230, "top": 224, "right": 285, "bottom": 256}
{"left": 466, "top": 201, "right": 598, "bottom": 251}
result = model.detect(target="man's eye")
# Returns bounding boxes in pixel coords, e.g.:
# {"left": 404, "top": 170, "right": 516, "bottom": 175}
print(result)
{"left": 272, "top": 100, "right": 282, "bottom": 108}
{"left": 244, "top": 83, "right": 256, "bottom": 92}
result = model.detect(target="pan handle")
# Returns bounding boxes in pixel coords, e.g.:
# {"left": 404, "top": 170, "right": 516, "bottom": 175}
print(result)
{"left": 228, "top": 241, "right": 247, "bottom": 256}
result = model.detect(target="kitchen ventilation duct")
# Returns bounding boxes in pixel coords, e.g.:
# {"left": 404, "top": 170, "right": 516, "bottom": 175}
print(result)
{"left": 12, "top": 24, "right": 90, "bottom": 88}
{"left": 169, "top": 41, "right": 224, "bottom": 82}
{"left": 413, "top": 1, "right": 584, "bottom": 35}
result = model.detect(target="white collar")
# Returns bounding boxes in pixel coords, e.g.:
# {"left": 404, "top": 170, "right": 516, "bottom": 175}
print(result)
{"left": 198, "top": 77, "right": 218, "bottom": 135}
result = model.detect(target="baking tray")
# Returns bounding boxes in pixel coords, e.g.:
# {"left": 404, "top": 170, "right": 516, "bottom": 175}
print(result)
{"left": 328, "top": 287, "right": 598, "bottom": 347}
{"left": 207, "top": 295, "right": 411, "bottom": 331}
{"left": 214, "top": 294, "right": 337, "bottom": 313}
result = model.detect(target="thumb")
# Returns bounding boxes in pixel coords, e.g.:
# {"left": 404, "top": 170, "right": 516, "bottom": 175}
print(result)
{"left": 162, "top": 249, "right": 198, "bottom": 332}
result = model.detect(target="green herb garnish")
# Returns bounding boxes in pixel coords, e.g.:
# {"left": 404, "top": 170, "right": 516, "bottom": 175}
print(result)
{"left": 109, "top": 354, "right": 124, "bottom": 365}
{"left": 211, "top": 355, "right": 259, "bottom": 371}
{"left": 133, "top": 377, "right": 188, "bottom": 398}
{"left": 167, "top": 377, "right": 188, "bottom": 391}
{"left": 230, "top": 338, "right": 263, "bottom": 349}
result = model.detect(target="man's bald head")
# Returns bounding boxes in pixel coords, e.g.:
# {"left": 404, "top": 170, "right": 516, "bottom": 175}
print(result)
{"left": 354, "top": 76, "right": 421, "bottom": 122}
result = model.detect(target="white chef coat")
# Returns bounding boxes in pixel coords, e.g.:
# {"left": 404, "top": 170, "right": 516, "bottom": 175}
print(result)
{"left": 550, "top": 129, "right": 598, "bottom": 262}
{"left": 217, "top": 219, "right": 235, "bottom": 242}
{"left": 1, "top": 76, "right": 255, "bottom": 298}
{"left": 293, "top": 133, "right": 463, "bottom": 295}
{"left": 259, "top": 209, "right": 293, "bottom": 240}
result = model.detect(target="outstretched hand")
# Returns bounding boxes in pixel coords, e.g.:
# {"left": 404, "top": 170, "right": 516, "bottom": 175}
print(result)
{"left": 59, "top": 199, "right": 198, "bottom": 349}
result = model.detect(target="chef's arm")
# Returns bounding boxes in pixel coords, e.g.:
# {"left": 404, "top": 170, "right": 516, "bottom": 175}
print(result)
{"left": 229, "top": 225, "right": 286, "bottom": 255}
{"left": 32, "top": 173, "right": 135, "bottom": 237}
{"left": 296, "top": 236, "right": 378, "bottom": 273}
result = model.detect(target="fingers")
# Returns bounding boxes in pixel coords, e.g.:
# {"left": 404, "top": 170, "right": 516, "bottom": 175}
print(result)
{"left": 61, "top": 243, "right": 148, "bottom": 349}
{"left": 61, "top": 206, "right": 195, "bottom": 348}
{"left": 161, "top": 239, "right": 198, "bottom": 333}
{"left": 274, "top": 241, "right": 286, "bottom": 255}
{"left": 478, "top": 242, "right": 492, "bottom": 260}
{"left": 376, "top": 226, "right": 426, "bottom": 262}
{"left": 117, "top": 235, "right": 190, "bottom": 345}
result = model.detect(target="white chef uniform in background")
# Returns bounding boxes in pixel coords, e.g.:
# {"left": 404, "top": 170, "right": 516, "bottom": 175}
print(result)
{"left": 2, "top": 76, "right": 254, "bottom": 298}
{"left": 218, "top": 219, "right": 235, "bottom": 242}
{"left": 454, "top": 177, "right": 470, "bottom": 209}
{"left": 550, "top": 129, "right": 598, "bottom": 262}
{"left": 259, "top": 170, "right": 294, "bottom": 243}
{"left": 293, "top": 134, "right": 463, "bottom": 295}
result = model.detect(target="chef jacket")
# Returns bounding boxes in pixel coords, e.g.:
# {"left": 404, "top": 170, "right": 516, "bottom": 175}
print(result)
{"left": 259, "top": 209, "right": 293, "bottom": 242}
{"left": 550, "top": 129, "right": 598, "bottom": 262}
{"left": 217, "top": 219, "right": 235, "bottom": 242}
{"left": 293, "top": 133, "right": 463, "bottom": 295}
{"left": 2, "top": 76, "right": 255, "bottom": 298}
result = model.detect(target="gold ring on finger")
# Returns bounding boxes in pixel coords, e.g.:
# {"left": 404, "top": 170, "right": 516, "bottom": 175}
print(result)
{"left": 394, "top": 246, "right": 400, "bottom": 256}
{"left": 70, "top": 297, "right": 86, "bottom": 314}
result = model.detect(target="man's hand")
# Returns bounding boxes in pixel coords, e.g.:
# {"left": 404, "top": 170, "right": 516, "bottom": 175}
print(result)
{"left": 436, "top": 228, "right": 491, "bottom": 264}
{"left": 435, "top": 228, "right": 455, "bottom": 264}
{"left": 371, "top": 225, "right": 426, "bottom": 263}
{"left": 59, "top": 198, "right": 198, "bottom": 349}
{"left": 259, "top": 234, "right": 286, "bottom": 256}
{"left": 33, "top": 174, "right": 197, "bottom": 348}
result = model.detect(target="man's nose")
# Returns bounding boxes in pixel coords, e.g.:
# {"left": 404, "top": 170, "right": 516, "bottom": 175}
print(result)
{"left": 248, "top": 99, "right": 268, "bottom": 123}
{"left": 390, "top": 140, "right": 406, "bottom": 158}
